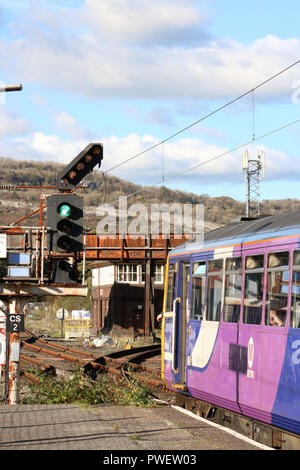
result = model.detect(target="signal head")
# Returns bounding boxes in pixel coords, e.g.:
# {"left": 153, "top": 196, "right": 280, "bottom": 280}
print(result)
{"left": 56, "top": 143, "right": 103, "bottom": 191}
{"left": 57, "top": 203, "right": 72, "bottom": 218}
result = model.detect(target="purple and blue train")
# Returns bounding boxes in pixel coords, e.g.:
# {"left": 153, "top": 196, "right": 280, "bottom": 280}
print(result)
{"left": 161, "top": 211, "right": 300, "bottom": 448}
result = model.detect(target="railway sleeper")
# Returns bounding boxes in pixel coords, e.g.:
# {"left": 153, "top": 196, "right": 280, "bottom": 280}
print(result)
{"left": 175, "top": 392, "right": 300, "bottom": 450}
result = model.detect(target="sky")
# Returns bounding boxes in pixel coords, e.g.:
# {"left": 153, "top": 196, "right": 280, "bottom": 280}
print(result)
{"left": 1, "top": 0, "right": 300, "bottom": 203}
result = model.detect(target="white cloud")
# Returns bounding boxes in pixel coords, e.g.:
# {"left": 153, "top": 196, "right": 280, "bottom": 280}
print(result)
{"left": 0, "top": 107, "right": 30, "bottom": 137}
{"left": 82, "top": 0, "right": 209, "bottom": 46}
{"left": 2, "top": 0, "right": 300, "bottom": 101}
{"left": 5, "top": 33, "right": 300, "bottom": 100}
{"left": 96, "top": 134, "right": 300, "bottom": 186}
{"left": 1, "top": 128, "right": 300, "bottom": 189}
{"left": 54, "top": 112, "right": 96, "bottom": 139}
{"left": 5, "top": 132, "right": 90, "bottom": 164}
{"left": 29, "top": 132, "right": 90, "bottom": 163}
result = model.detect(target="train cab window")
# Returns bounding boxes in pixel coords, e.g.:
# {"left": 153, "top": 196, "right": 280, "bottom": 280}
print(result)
{"left": 223, "top": 257, "right": 242, "bottom": 323}
{"left": 191, "top": 262, "right": 206, "bottom": 321}
{"left": 165, "top": 263, "right": 176, "bottom": 312}
{"left": 291, "top": 251, "right": 300, "bottom": 328}
{"left": 243, "top": 254, "right": 264, "bottom": 325}
{"left": 206, "top": 259, "right": 223, "bottom": 322}
{"left": 265, "top": 252, "right": 289, "bottom": 327}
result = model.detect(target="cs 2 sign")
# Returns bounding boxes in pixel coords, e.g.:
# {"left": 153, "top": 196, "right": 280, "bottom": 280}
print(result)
{"left": 6, "top": 314, "right": 25, "bottom": 333}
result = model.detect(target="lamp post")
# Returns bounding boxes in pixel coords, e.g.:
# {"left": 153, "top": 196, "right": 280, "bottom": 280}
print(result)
{"left": 0, "top": 82, "right": 23, "bottom": 404}
{"left": 0, "top": 84, "right": 22, "bottom": 93}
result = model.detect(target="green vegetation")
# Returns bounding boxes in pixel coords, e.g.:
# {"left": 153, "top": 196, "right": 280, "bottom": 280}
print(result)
{"left": 21, "top": 369, "right": 152, "bottom": 407}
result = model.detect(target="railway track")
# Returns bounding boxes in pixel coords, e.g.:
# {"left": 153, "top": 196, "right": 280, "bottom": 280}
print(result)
{"left": 20, "top": 329, "right": 165, "bottom": 392}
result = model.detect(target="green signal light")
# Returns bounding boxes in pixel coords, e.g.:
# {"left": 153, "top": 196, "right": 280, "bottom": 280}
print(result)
{"left": 58, "top": 203, "right": 72, "bottom": 218}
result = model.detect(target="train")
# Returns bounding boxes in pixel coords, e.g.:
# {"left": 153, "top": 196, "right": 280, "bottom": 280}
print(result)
{"left": 160, "top": 210, "right": 300, "bottom": 449}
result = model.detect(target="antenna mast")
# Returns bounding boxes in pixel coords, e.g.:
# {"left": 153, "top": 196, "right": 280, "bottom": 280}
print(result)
{"left": 242, "top": 150, "right": 265, "bottom": 217}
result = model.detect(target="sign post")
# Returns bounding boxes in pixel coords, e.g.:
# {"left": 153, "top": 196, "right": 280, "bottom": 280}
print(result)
{"left": 56, "top": 308, "right": 68, "bottom": 338}
{"left": 4, "top": 298, "right": 25, "bottom": 404}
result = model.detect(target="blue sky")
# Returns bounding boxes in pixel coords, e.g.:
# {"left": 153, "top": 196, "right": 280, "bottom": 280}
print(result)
{"left": 1, "top": 0, "right": 300, "bottom": 203}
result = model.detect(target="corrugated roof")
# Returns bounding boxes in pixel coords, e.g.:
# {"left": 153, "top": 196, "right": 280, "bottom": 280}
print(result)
{"left": 170, "top": 211, "right": 300, "bottom": 256}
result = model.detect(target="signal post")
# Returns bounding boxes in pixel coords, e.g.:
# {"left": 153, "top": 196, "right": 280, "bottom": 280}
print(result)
{"left": 47, "top": 143, "right": 102, "bottom": 284}
{"left": 0, "top": 143, "right": 103, "bottom": 404}
{"left": 5, "top": 297, "right": 26, "bottom": 404}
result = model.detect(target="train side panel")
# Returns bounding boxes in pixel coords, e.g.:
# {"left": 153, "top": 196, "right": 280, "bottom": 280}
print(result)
{"left": 162, "top": 234, "right": 300, "bottom": 437}
{"left": 272, "top": 330, "right": 300, "bottom": 434}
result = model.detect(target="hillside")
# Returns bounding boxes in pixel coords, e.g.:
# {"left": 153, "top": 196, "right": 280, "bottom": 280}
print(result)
{"left": 0, "top": 156, "right": 299, "bottom": 231}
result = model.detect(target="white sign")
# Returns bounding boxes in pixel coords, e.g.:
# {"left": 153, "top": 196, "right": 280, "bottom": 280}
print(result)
{"left": 247, "top": 337, "right": 255, "bottom": 379}
{"left": 11, "top": 342, "right": 20, "bottom": 362}
{"left": 0, "top": 234, "right": 6, "bottom": 258}
{"left": 0, "top": 331, "right": 5, "bottom": 365}
{"left": 248, "top": 337, "right": 254, "bottom": 369}
{"left": 56, "top": 308, "right": 69, "bottom": 319}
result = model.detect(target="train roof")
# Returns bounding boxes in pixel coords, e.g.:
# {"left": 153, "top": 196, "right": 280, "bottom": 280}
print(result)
{"left": 170, "top": 210, "right": 300, "bottom": 257}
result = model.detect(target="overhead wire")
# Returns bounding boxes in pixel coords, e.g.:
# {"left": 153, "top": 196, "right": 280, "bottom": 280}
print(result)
{"left": 106, "top": 116, "right": 300, "bottom": 206}
{"left": 102, "top": 58, "right": 300, "bottom": 177}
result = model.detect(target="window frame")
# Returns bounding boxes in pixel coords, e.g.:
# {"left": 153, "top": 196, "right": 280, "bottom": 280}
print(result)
{"left": 264, "top": 250, "right": 290, "bottom": 328}
{"left": 165, "top": 262, "right": 177, "bottom": 312}
{"left": 117, "top": 264, "right": 140, "bottom": 284}
{"left": 290, "top": 249, "right": 300, "bottom": 329}
{"left": 154, "top": 264, "right": 164, "bottom": 284}
{"left": 205, "top": 258, "right": 224, "bottom": 322}
{"left": 190, "top": 260, "right": 207, "bottom": 321}
{"left": 223, "top": 256, "right": 242, "bottom": 323}
{"left": 242, "top": 253, "right": 265, "bottom": 326}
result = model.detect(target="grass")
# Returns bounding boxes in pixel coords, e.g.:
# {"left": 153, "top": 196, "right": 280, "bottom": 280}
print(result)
{"left": 21, "top": 368, "right": 153, "bottom": 407}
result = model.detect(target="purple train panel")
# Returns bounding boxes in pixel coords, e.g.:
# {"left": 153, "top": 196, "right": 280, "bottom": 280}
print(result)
{"left": 162, "top": 233, "right": 300, "bottom": 436}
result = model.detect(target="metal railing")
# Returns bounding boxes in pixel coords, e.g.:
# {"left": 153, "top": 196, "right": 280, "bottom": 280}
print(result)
{"left": 0, "top": 226, "right": 87, "bottom": 286}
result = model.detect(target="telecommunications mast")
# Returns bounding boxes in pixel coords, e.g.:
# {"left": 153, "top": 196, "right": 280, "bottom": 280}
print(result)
{"left": 242, "top": 150, "right": 265, "bottom": 218}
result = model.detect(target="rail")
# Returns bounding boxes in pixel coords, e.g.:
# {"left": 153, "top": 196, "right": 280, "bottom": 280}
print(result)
{"left": 19, "top": 329, "right": 165, "bottom": 391}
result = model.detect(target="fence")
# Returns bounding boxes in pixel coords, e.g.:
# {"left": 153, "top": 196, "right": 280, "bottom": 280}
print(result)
{"left": 64, "top": 319, "right": 90, "bottom": 339}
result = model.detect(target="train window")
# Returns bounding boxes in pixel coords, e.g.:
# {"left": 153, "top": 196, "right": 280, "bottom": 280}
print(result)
{"left": 291, "top": 250, "right": 300, "bottom": 328}
{"left": 294, "top": 251, "right": 300, "bottom": 265}
{"left": 265, "top": 251, "right": 289, "bottom": 327}
{"left": 206, "top": 259, "right": 223, "bottom": 322}
{"left": 226, "top": 257, "right": 242, "bottom": 271}
{"left": 268, "top": 252, "right": 289, "bottom": 269}
{"left": 207, "top": 259, "right": 223, "bottom": 272}
{"left": 165, "top": 263, "right": 176, "bottom": 312}
{"left": 191, "top": 262, "right": 206, "bottom": 321}
{"left": 245, "top": 254, "right": 264, "bottom": 270}
{"left": 223, "top": 257, "right": 242, "bottom": 323}
{"left": 243, "top": 254, "right": 264, "bottom": 325}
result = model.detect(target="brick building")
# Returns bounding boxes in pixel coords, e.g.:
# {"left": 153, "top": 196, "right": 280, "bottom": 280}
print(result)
{"left": 91, "top": 262, "right": 165, "bottom": 336}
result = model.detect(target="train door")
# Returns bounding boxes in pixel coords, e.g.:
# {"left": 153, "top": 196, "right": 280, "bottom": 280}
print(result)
{"left": 238, "top": 251, "right": 290, "bottom": 417}
{"left": 237, "top": 253, "right": 264, "bottom": 413}
{"left": 162, "top": 261, "right": 177, "bottom": 386}
{"left": 220, "top": 256, "right": 242, "bottom": 407}
{"left": 172, "top": 261, "right": 190, "bottom": 388}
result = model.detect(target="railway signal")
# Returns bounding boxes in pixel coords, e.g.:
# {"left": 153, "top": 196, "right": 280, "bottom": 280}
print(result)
{"left": 47, "top": 193, "right": 83, "bottom": 283}
{"left": 56, "top": 143, "right": 103, "bottom": 191}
